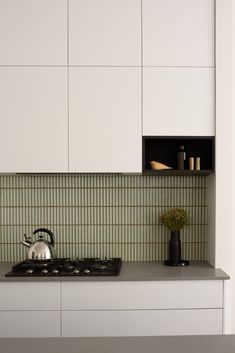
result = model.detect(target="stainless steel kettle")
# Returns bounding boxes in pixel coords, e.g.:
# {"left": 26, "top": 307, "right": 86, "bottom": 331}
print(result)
{"left": 21, "top": 228, "right": 55, "bottom": 261}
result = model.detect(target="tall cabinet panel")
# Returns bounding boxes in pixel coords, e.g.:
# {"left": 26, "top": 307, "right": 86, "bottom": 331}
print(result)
{"left": 69, "top": 67, "right": 141, "bottom": 172}
{"left": 69, "top": 0, "right": 141, "bottom": 66}
{"left": 0, "top": 68, "right": 68, "bottom": 172}
{"left": 0, "top": 0, "right": 67, "bottom": 65}
{"left": 69, "top": 0, "right": 142, "bottom": 172}
{"left": 142, "top": 0, "right": 215, "bottom": 137}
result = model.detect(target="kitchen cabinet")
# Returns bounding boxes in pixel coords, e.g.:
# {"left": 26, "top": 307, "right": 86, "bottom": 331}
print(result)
{"left": 69, "top": 67, "right": 141, "bottom": 173}
{"left": 61, "top": 280, "right": 223, "bottom": 337}
{"left": 0, "top": 279, "right": 225, "bottom": 337}
{"left": 143, "top": 67, "right": 214, "bottom": 136}
{"left": 143, "top": 0, "right": 214, "bottom": 67}
{"left": 0, "top": 282, "right": 60, "bottom": 337}
{"left": 69, "top": 0, "right": 141, "bottom": 66}
{"left": 0, "top": 67, "right": 68, "bottom": 173}
{"left": 0, "top": 0, "right": 215, "bottom": 172}
{"left": 142, "top": 0, "right": 215, "bottom": 138}
{"left": 0, "top": 0, "right": 67, "bottom": 65}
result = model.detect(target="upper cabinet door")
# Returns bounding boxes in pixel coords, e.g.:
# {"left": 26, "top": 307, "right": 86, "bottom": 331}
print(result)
{"left": 69, "top": 67, "right": 141, "bottom": 173}
{"left": 69, "top": 0, "right": 141, "bottom": 66}
{"left": 143, "top": 0, "right": 214, "bottom": 67}
{"left": 143, "top": 67, "right": 214, "bottom": 136}
{"left": 0, "top": 68, "right": 68, "bottom": 172}
{"left": 0, "top": 0, "right": 67, "bottom": 65}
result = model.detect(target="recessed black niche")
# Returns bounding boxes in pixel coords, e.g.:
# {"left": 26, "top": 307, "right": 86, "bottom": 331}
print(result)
{"left": 143, "top": 136, "right": 215, "bottom": 175}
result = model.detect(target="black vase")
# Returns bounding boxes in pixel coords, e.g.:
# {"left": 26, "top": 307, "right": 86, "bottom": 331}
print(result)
{"left": 164, "top": 230, "right": 189, "bottom": 266}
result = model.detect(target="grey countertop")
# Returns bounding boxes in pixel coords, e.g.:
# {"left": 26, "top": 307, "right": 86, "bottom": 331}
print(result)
{"left": 1, "top": 335, "right": 235, "bottom": 353}
{"left": 0, "top": 261, "right": 229, "bottom": 282}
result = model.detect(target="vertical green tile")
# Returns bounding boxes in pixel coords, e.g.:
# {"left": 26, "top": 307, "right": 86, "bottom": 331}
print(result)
{"left": 0, "top": 174, "right": 207, "bottom": 262}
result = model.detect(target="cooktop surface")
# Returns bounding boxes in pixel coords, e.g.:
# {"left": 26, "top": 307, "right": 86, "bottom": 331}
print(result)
{"left": 5, "top": 257, "right": 122, "bottom": 277}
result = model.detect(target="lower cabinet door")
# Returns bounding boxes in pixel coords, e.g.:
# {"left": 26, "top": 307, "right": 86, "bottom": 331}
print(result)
{"left": 0, "top": 311, "right": 60, "bottom": 337}
{"left": 62, "top": 309, "right": 222, "bottom": 337}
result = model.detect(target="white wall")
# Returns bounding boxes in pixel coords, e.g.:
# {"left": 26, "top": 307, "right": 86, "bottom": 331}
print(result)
{"left": 215, "top": 0, "right": 235, "bottom": 333}
{"left": 231, "top": 0, "right": 235, "bottom": 334}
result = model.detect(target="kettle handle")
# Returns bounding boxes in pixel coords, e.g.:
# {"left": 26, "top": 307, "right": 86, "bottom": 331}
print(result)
{"left": 33, "top": 228, "right": 55, "bottom": 247}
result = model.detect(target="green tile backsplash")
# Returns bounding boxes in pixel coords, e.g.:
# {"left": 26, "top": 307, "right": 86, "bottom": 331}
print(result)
{"left": 0, "top": 174, "right": 207, "bottom": 262}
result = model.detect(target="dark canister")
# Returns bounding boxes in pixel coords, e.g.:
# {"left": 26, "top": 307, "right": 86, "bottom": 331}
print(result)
{"left": 177, "top": 145, "right": 186, "bottom": 170}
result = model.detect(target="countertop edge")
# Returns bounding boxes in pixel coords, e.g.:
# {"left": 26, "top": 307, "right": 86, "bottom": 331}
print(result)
{"left": 0, "top": 261, "right": 230, "bottom": 282}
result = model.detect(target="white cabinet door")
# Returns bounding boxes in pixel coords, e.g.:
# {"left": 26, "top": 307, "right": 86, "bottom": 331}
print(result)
{"left": 0, "top": 311, "right": 60, "bottom": 338}
{"left": 62, "top": 309, "right": 222, "bottom": 337}
{"left": 62, "top": 281, "right": 223, "bottom": 310}
{"left": 0, "top": 0, "right": 67, "bottom": 65}
{"left": 143, "top": 0, "right": 214, "bottom": 66}
{"left": 0, "top": 282, "right": 60, "bottom": 310}
{"left": 69, "top": 67, "right": 141, "bottom": 172}
{"left": 143, "top": 67, "right": 214, "bottom": 136}
{"left": 0, "top": 67, "right": 68, "bottom": 172}
{"left": 69, "top": 0, "right": 141, "bottom": 66}
{"left": 0, "top": 282, "right": 61, "bottom": 338}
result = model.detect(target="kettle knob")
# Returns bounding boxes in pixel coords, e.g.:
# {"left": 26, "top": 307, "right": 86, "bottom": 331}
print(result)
{"left": 33, "top": 228, "right": 55, "bottom": 247}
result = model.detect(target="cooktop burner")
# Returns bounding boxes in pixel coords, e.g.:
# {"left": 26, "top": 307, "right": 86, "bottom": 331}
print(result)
{"left": 5, "top": 258, "right": 122, "bottom": 277}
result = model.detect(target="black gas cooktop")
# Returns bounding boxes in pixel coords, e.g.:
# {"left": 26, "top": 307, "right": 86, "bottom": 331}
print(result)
{"left": 5, "top": 257, "right": 122, "bottom": 277}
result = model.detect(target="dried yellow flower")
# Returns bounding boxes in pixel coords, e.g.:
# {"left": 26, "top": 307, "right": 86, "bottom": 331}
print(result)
{"left": 160, "top": 208, "right": 188, "bottom": 231}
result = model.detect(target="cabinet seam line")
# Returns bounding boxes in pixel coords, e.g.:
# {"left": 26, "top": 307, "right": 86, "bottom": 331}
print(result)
{"left": 61, "top": 307, "right": 222, "bottom": 312}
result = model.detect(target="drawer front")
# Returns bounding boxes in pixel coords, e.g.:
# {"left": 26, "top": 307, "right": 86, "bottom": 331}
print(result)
{"left": 0, "top": 283, "right": 60, "bottom": 310}
{"left": 62, "top": 281, "right": 223, "bottom": 310}
{"left": 0, "top": 311, "right": 60, "bottom": 337}
{"left": 62, "top": 309, "right": 223, "bottom": 337}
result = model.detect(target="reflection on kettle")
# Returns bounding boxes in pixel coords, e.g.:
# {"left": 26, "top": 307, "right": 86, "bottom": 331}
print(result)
{"left": 21, "top": 228, "right": 55, "bottom": 261}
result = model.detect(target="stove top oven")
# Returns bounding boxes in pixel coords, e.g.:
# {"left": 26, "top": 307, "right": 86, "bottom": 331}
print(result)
{"left": 5, "top": 258, "right": 122, "bottom": 277}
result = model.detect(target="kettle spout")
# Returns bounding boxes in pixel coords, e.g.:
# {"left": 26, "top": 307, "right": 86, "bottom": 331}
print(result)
{"left": 21, "top": 234, "right": 32, "bottom": 248}
{"left": 21, "top": 240, "right": 31, "bottom": 248}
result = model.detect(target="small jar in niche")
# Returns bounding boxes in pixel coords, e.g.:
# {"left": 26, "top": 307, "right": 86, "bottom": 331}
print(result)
{"left": 189, "top": 157, "right": 194, "bottom": 170}
{"left": 195, "top": 157, "right": 201, "bottom": 171}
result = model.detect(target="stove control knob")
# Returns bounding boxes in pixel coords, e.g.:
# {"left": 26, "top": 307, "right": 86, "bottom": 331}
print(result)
{"left": 52, "top": 268, "right": 59, "bottom": 274}
{"left": 84, "top": 269, "right": 90, "bottom": 274}
{"left": 73, "top": 268, "right": 80, "bottom": 274}
{"left": 42, "top": 268, "right": 48, "bottom": 274}
{"left": 27, "top": 268, "right": 34, "bottom": 274}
